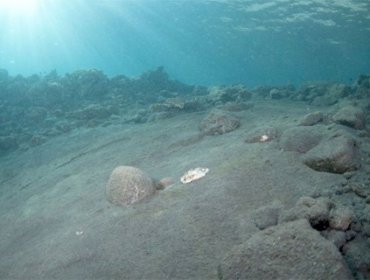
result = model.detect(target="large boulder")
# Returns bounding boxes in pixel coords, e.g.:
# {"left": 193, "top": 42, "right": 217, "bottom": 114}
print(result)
{"left": 279, "top": 126, "right": 325, "bottom": 153}
{"left": 105, "top": 166, "right": 156, "bottom": 206}
{"left": 332, "top": 106, "right": 366, "bottom": 130}
{"left": 303, "top": 135, "right": 359, "bottom": 174}
{"left": 218, "top": 219, "right": 354, "bottom": 280}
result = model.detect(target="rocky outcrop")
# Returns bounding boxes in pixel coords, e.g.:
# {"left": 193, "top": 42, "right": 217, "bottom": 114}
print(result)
{"left": 303, "top": 135, "right": 359, "bottom": 174}
{"left": 218, "top": 219, "right": 353, "bottom": 280}
{"left": 332, "top": 106, "right": 366, "bottom": 130}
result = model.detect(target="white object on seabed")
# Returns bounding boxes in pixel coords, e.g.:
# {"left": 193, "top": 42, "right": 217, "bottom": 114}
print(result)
{"left": 180, "top": 167, "right": 209, "bottom": 184}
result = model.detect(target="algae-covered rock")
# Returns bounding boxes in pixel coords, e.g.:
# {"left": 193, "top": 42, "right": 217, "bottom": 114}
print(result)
{"left": 106, "top": 166, "right": 156, "bottom": 206}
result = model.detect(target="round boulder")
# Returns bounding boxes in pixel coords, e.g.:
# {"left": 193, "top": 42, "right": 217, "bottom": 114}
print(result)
{"left": 105, "top": 166, "right": 156, "bottom": 206}
{"left": 279, "top": 126, "right": 324, "bottom": 153}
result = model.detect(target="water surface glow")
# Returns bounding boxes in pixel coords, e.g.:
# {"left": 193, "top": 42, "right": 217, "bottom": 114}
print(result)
{"left": 0, "top": 0, "right": 369, "bottom": 86}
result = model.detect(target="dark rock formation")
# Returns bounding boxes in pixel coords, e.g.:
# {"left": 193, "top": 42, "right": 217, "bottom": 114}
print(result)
{"left": 218, "top": 219, "right": 353, "bottom": 280}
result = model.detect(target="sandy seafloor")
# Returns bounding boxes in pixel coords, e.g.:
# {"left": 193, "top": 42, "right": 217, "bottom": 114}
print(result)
{"left": 0, "top": 99, "right": 368, "bottom": 279}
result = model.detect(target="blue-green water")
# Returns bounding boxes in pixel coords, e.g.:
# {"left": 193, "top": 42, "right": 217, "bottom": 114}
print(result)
{"left": 1, "top": 2, "right": 370, "bottom": 279}
{"left": 0, "top": 0, "right": 369, "bottom": 86}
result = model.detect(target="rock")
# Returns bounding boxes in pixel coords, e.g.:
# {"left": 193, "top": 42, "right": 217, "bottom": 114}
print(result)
{"left": 105, "top": 166, "right": 156, "bottom": 206}
{"left": 349, "top": 183, "right": 369, "bottom": 198}
{"left": 332, "top": 106, "right": 366, "bottom": 130}
{"left": 156, "top": 177, "right": 175, "bottom": 190}
{"left": 303, "top": 135, "right": 359, "bottom": 174}
{"left": 328, "top": 84, "right": 352, "bottom": 99}
{"left": 269, "top": 88, "right": 283, "bottom": 99}
{"left": 363, "top": 224, "right": 370, "bottom": 237}
{"left": 321, "top": 230, "right": 347, "bottom": 249}
{"left": 329, "top": 207, "right": 354, "bottom": 231}
{"left": 296, "top": 82, "right": 328, "bottom": 103}
{"left": 199, "top": 109, "right": 240, "bottom": 135}
{"left": 342, "top": 237, "right": 370, "bottom": 279}
{"left": 279, "top": 126, "right": 324, "bottom": 153}
{"left": 279, "top": 196, "right": 332, "bottom": 230}
{"left": 311, "top": 95, "right": 338, "bottom": 106}
{"left": 252, "top": 201, "right": 283, "bottom": 230}
{"left": 298, "top": 83, "right": 351, "bottom": 106}
{"left": 269, "top": 88, "right": 288, "bottom": 99}
{"left": 65, "top": 69, "right": 109, "bottom": 99}
{"left": 359, "top": 205, "right": 370, "bottom": 238}
{"left": 252, "top": 85, "right": 295, "bottom": 99}
{"left": 208, "top": 85, "right": 252, "bottom": 105}
{"left": 218, "top": 219, "right": 353, "bottom": 280}
{"left": 299, "top": 111, "right": 324, "bottom": 126}
{"left": 245, "top": 126, "right": 279, "bottom": 143}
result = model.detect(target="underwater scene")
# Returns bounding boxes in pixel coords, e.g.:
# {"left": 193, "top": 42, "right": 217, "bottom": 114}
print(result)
{"left": 0, "top": 0, "right": 370, "bottom": 279}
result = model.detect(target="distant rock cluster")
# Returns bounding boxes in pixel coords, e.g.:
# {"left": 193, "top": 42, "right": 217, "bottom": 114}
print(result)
{"left": 218, "top": 190, "right": 370, "bottom": 280}
{"left": 1, "top": 67, "right": 369, "bottom": 158}
{"left": 0, "top": 67, "right": 199, "bottom": 155}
